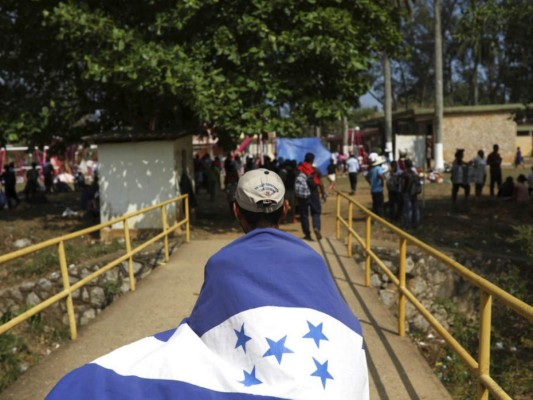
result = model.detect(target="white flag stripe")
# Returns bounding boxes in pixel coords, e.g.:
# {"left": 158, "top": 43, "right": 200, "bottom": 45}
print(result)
{"left": 94, "top": 306, "right": 368, "bottom": 399}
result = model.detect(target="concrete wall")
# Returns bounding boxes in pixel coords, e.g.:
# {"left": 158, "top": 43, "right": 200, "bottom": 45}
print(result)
{"left": 516, "top": 135, "right": 532, "bottom": 157}
{"left": 442, "top": 113, "right": 516, "bottom": 164}
{"left": 394, "top": 135, "right": 426, "bottom": 168}
{"left": 99, "top": 138, "right": 191, "bottom": 230}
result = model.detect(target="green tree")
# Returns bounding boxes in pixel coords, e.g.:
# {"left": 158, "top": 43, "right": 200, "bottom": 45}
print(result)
{"left": 1, "top": 1, "right": 403, "bottom": 146}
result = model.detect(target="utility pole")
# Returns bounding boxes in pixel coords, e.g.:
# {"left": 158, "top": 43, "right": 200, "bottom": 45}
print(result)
{"left": 433, "top": 0, "right": 444, "bottom": 171}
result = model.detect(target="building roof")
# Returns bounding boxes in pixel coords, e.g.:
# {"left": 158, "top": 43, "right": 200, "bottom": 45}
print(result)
{"left": 517, "top": 124, "right": 533, "bottom": 132}
{"left": 363, "top": 103, "right": 533, "bottom": 125}
{"left": 83, "top": 131, "right": 191, "bottom": 144}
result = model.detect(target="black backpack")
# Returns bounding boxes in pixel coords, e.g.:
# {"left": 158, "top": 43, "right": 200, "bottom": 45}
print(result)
{"left": 407, "top": 171, "right": 422, "bottom": 196}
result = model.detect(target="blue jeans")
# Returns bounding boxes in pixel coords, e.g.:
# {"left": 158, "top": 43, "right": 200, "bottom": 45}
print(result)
{"left": 402, "top": 193, "right": 420, "bottom": 228}
{"left": 371, "top": 192, "right": 384, "bottom": 217}
{"left": 298, "top": 195, "right": 321, "bottom": 237}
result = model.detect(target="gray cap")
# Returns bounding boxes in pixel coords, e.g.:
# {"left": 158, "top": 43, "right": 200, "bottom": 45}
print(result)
{"left": 235, "top": 168, "right": 285, "bottom": 213}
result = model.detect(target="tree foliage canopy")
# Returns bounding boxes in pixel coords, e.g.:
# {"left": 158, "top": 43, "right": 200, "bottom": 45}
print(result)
{"left": 369, "top": 0, "right": 533, "bottom": 110}
{"left": 0, "top": 0, "right": 402, "bottom": 147}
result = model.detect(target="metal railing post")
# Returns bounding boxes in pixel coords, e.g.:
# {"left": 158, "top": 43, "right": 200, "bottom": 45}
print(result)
{"left": 123, "top": 219, "right": 136, "bottom": 291}
{"left": 398, "top": 237, "right": 407, "bottom": 336}
{"left": 477, "top": 290, "right": 492, "bottom": 400}
{"left": 365, "top": 215, "right": 371, "bottom": 287}
{"left": 58, "top": 241, "right": 77, "bottom": 340}
{"left": 161, "top": 206, "right": 170, "bottom": 262}
{"left": 347, "top": 202, "right": 353, "bottom": 257}
{"left": 336, "top": 194, "right": 341, "bottom": 239}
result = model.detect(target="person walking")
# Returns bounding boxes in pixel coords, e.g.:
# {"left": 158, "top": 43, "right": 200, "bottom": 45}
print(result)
{"left": 365, "top": 155, "right": 386, "bottom": 217}
{"left": 346, "top": 153, "right": 360, "bottom": 195}
{"left": 470, "top": 150, "right": 486, "bottom": 197}
{"left": 326, "top": 158, "right": 337, "bottom": 195}
{"left": 47, "top": 168, "right": 370, "bottom": 399}
{"left": 295, "top": 152, "right": 326, "bottom": 241}
{"left": 514, "top": 146, "right": 524, "bottom": 168}
{"left": 487, "top": 144, "right": 502, "bottom": 196}
{"left": 1, "top": 163, "right": 21, "bottom": 209}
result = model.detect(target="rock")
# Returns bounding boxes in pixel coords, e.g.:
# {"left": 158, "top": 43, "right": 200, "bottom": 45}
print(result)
{"left": 405, "top": 302, "right": 418, "bottom": 320}
{"left": 411, "top": 314, "right": 430, "bottom": 332}
{"left": 80, "top": 268, "right": 91, "bottom": 279}
{"left": 104, "top": 269, "right": 119, "bottom": 282}
{"left": 48, "top": 271, "right": 61, "bottom": 282}
{"left": 20, "top": 282, "right": 35, "bottom": 292}
{"left": 379, "top": 289, "right": 397, "bottom": 309}
{"left": 26, "top": 292, "right": 41, "bottom": 306}
{"left": 80, "top": 309, "right": 96, "bottom": 326}
{"left": 37, "top": 278, "right": 53, "bottom": 292}
{"left": 408, "top": 276, "right": 427, "bottom": 296}
{"left": 121, "top": 281, "right": 130, "bottom": 294}
{"left": 81, "top": 288, "right": 90, "bottom": 302}
{"left": 71, "top": 289, "right": 80, "bottom": 300}
{"left": 370, "top": 274, "right": 382, "bottom": 288}
{"left": 89, "top": 287, "right": 106, "bottom": 307}
{"left": 14, "top": 238, "right": 32, "bottom": 248}
{"left": 9, "top": 288, "right": 24, "bottom": 302}
{"left": 405, "top": 257, "right": 415, "bottom": 275}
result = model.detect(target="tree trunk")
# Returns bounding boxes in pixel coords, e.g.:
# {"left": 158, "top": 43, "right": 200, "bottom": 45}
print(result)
{"left": 342, "top": 116, "right": 349, "bottom": 155}
{"left": 383, "top": 54, "right": 393, "bottom": 157}
{"left": 433, "top": 0, "right": 444, "bottom": 171}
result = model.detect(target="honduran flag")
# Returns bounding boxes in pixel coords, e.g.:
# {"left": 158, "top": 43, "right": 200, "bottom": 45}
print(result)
{"left": 47, "top": 229, "right": 368, "bottom": 399}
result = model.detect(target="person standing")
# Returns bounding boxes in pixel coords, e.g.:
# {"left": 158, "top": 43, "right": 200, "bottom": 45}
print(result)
{"left": 527, "top": 166, "right": 533, "bottom": 197}
{"left": 470, "top": 150, "right": 486, "bottom": 197}
{"left": 386, "top": 160, "right": 402, "bottom": 221}
{"left": 24, "top": 162, "right": 40, "bottom": 202}
{"left": 43, "top": 158, "right": 54, "bottom": 194}
{"left": 486, "top": 144, "right": 502, "bottom": 196}
{"left": 451, "top": 149, "right": 470, "bottom": 203}
{"left": 2, "top": 163, "right": 21, "bottom": 209}
{"left": 365, "top": 155, "right": 386, "bottom": 217}
{"left": 295, "top": 152, "right": 326, "bottom": 241}
{"left": 401, "top": 159, "right": 420, "bottom": 229}
{"left": 346, "top": 153, "right": 360, "bottom": 195}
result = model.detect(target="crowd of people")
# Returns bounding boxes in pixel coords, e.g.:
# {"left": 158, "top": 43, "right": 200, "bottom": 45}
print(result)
{"left": 0, "top": 159, "right": 100, "bottom": 219}
{"left": 450, "top": 144, "right": 532, "bottom": 203}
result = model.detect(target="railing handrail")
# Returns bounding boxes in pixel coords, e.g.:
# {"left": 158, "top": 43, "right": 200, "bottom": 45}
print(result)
{"left": 335, "top": 191, "right": 532, "bottom": 400}
{"left": 0, "top": 194, "right": 190, "bottom": 340}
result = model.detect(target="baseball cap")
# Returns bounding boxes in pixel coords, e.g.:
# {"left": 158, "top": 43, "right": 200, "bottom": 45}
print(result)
{"left": 235, "top": 169, "right": 285, "bottom": 213}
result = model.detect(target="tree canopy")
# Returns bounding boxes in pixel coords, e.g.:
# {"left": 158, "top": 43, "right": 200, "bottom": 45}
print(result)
{"left": 0, "top": 0, "right": 402, "bottom": 147}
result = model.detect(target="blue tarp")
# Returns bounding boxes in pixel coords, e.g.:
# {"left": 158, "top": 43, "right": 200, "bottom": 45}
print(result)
{"left": 276, "top": 138, "right": 331, "bottom": 175}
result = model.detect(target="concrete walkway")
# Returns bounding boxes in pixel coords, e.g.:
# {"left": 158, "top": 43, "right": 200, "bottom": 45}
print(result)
{"left": 1, "top": 234, "right": 451, "bottom": 400}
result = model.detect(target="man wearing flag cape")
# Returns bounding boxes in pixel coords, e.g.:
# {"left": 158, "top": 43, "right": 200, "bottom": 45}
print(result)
{"left": 47, "top": 169, "right": 369, "bottom": 399}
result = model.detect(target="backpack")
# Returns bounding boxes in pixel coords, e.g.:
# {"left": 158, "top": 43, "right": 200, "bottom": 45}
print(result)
{"left": 295, "top": 171, "right": 314, "bottom": 199}
{"left": 407, "top": 171, "right": 422, "bottom": 196}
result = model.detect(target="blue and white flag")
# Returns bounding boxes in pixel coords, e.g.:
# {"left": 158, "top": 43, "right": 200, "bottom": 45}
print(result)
{"left": 47, "top": 229, "right": 368, "bottom": 399}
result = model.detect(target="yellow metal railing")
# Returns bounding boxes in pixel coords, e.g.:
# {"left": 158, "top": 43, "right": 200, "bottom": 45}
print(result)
{"left": 335, "top": 192, "right": 532, "bottom": 400}
{"left": 0, "top": 194, "right": 190, "bottom": 340}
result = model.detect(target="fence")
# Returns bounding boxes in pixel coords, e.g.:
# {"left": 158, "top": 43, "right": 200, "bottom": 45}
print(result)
{"left": 335, "top": 192, "right": 532, "bottom": 400}
{"left": 0, "top": 194, "right": 190, "bottom": 340}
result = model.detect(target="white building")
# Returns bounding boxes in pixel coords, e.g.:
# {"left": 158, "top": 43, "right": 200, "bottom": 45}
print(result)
{"left": 85, "top": 132, "right": 193, "bottom": 236}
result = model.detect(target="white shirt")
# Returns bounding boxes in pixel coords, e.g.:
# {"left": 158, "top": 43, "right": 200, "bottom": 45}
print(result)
{"left": 346, "top": 157, "right": 360, "bottom": 173}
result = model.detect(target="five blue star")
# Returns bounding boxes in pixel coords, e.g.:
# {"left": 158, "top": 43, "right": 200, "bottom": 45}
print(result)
{"left": 234, "top": 323, "right": 252, "bottom": 353}
{"left": 240, "top": 366, "right": 262, "bottom": 387}
{"left": 311, "top": 357, "right": 334, "bottom": 389}
{"left": 303, "top": 321, "right": 328, "bottom": 348}
{"left": 263, "top": 335, "right": 294, "bottom": 364}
